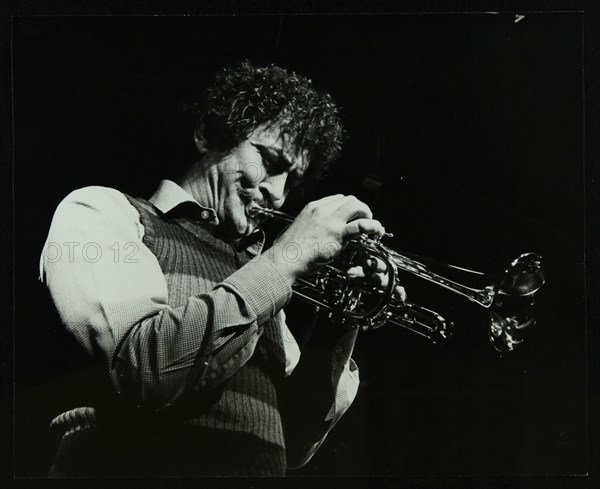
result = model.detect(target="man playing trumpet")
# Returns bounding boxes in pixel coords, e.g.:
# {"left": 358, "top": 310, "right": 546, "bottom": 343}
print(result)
{"left": 40, "top": 61, "right": 403, "bottom": 477}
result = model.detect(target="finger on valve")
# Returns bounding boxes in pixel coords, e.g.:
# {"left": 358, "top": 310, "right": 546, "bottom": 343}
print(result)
{"left": 344, "top": 219, "right": 385, "bottom": 239}
{"left": 363, "top": 256, "right": 387, "bottom": 273}
{"left": 395, "top": 285, "right": 407, "bottom": 303}
{"left": 346, "top": 266, "right": 366, "bottom": 279}
{"left": 368, "top": 273, "right": 390, "bottom": 288}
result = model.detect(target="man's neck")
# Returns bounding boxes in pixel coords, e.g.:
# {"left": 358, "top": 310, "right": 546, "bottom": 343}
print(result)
{"left": 178, "top": 159, "right": 218, "bottom": 212}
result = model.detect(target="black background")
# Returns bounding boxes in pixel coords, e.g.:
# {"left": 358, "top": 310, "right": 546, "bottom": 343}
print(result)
{"left": 12, "top": 14, "right": 586, "bottom": 478}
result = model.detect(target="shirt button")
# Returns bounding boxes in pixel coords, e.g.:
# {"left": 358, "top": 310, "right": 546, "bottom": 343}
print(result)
{"left": 201, "top": 210, "right": 212, "bottom": 220}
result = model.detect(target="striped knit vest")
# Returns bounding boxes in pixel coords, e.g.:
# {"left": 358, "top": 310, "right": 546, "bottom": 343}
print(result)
{"left": 123, "top": 195, "right": 288, "bottom": 475}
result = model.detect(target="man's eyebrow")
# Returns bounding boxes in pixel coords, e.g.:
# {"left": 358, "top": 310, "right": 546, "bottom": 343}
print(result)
{"left": 253, "top": 143, "right": 294, "bottom": 168}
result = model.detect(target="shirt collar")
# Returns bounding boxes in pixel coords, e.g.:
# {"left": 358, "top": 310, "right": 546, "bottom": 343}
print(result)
{"left": 148, "top": 179, "right": 265, "bottom": 253}
{"left": 149, "top": 179, "right": 217, "bottom": 219}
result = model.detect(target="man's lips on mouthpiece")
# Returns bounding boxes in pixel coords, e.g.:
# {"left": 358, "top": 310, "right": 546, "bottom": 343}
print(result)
{"left": 246, "top": 202, "right": 270, "bottom": 219}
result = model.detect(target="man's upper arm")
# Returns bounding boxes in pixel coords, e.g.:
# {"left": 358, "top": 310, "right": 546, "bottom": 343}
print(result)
{"left": 40, "top": 186, "right": 171, "bottom": 359}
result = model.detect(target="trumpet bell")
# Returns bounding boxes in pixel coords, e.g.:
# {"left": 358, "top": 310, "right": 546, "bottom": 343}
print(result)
{"left": 489, "top": 253, "right": 546, "bottom": 352}
{"left": 497, "top": 253, "right": 545, "bottom": 297}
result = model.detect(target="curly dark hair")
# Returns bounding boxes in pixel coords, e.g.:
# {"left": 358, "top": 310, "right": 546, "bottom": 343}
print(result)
{"left": 193, "top": 60, "right": 346, "bottom": 181}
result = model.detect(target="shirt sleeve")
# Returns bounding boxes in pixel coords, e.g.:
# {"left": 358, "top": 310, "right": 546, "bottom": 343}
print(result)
{"left": 40, "top": 186, "right": 293, "bottom": 411}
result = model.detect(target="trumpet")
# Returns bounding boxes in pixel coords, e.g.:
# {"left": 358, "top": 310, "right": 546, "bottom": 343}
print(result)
{"left": 247, "top": 202, "right": 546, "bottom": 352}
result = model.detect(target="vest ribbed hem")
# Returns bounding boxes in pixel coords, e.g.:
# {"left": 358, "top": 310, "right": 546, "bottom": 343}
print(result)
{"left": 48, "top": 425, "right": 286, "bottom": 477}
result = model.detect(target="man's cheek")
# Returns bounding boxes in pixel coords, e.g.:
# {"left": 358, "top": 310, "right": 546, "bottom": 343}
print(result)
{"left": 242, "top": 162, "right": 265, "bottom": 187}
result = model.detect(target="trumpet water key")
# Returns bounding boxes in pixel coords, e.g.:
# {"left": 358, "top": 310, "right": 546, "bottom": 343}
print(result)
{"left": 246, "top": 202, "right": 546, "bottom": 352}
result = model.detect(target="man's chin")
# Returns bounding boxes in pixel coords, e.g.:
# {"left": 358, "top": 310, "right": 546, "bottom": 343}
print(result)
{"left": 226, "top": 218, "right": 254, "bottom": 238}
{"left": 222, "top": 204, "right": 259, "bottom": 237}
{"left": 242, "top": 220, "right": 259, "bottom": 236}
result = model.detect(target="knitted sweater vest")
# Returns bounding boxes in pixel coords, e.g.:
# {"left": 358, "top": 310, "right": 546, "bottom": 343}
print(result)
{"left": 124, "top": 195, "right": 287, "bottom": 472}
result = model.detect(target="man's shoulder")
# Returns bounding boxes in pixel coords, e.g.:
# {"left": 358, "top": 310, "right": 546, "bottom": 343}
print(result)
{"left": 59, "top": 185, "right": 138, "bottom": 211}
{"left": 61, "top": 185, "right": 126, "bottom": 205}
{"left": 48, "top": 185, "right": 146, "bottom": 242}
{"left": 54, "top": 185, "right": 142, "bottom": 222}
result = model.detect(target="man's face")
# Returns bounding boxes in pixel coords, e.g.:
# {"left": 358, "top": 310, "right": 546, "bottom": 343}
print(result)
{"left": 210, "top": 123, "right": 309, "bottom": 237}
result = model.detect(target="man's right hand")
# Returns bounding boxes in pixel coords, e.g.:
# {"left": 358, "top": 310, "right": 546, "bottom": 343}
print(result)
{"left": 267, "top": 194, "right": 385, "bottom": 282}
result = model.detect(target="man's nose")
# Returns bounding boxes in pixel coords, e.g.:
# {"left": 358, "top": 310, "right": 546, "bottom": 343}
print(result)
{"left": 259, "top": 173, "right": 287, "bottom": 208}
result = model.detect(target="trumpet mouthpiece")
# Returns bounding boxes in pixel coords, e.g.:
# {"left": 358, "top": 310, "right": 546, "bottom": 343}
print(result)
{"left": 245, "top": 202, "right": 295, "bottom": 223}
{"left": 246, "top": 201, "right": 262, "bottom": 218}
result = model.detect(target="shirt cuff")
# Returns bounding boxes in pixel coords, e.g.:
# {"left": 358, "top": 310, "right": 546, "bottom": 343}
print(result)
{"left": 326, "top": 357, "right": 360, "bottom": 422}
{"left": 289, "top": 358, "right": 360, "bottom": 469}
{"left": 219, "top": 254, "right": 293, "bottom": 325}
{"left": 326, "top": 328, "right": 360, "bottom": 422}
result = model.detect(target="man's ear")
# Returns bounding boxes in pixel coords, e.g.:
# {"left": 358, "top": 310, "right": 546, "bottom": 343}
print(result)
{"left": 194, "top": 123, "right": 208, "bottom": 155}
